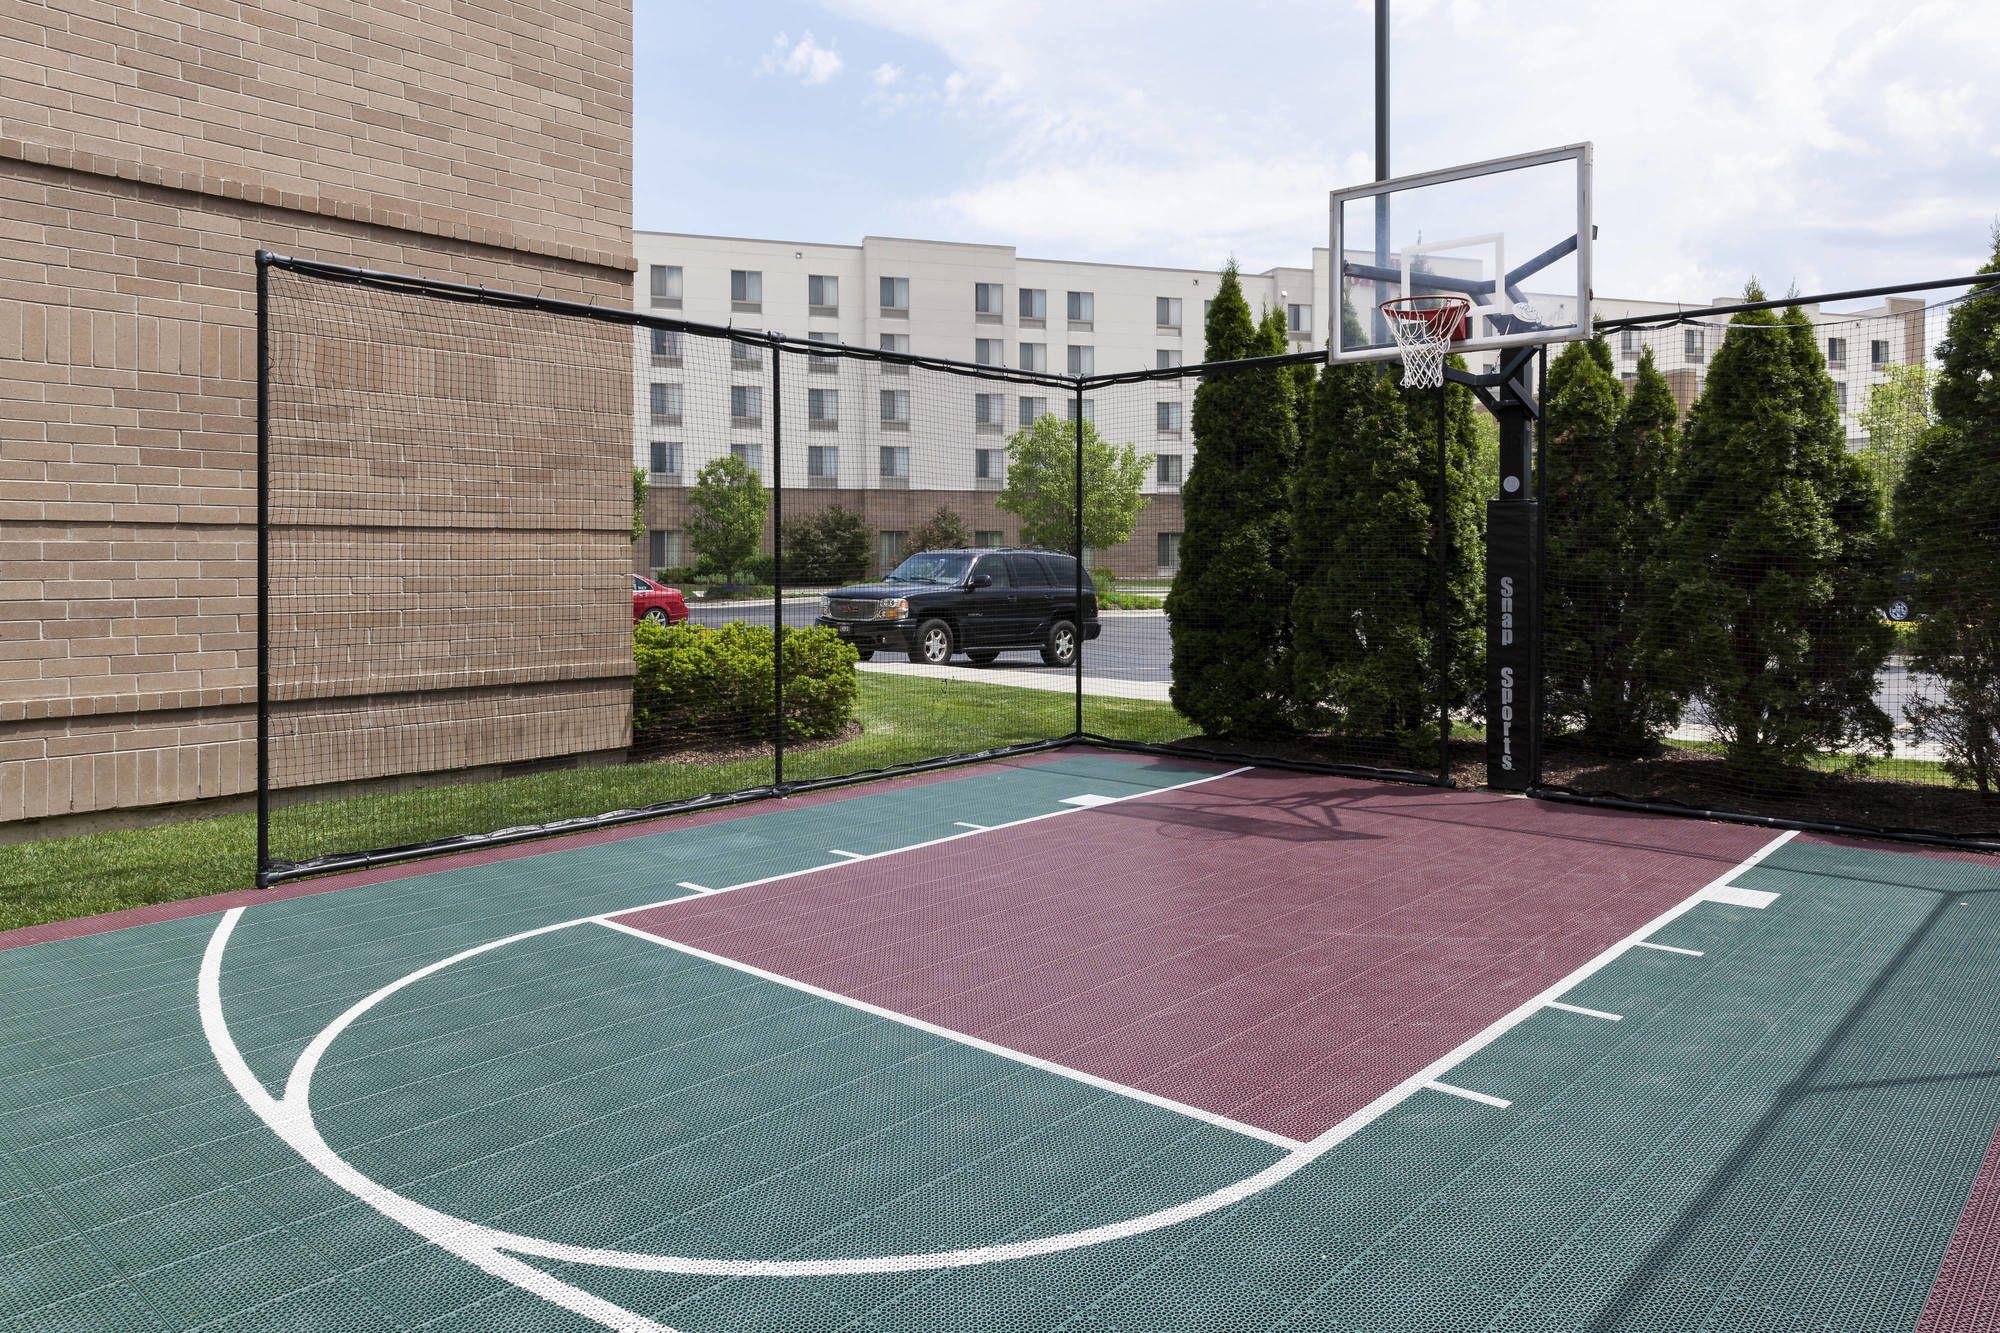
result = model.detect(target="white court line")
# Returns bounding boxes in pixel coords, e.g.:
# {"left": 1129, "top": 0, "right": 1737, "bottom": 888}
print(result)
{"left": 1059, "top": 793, "right": 1118, "bottom": 808}
{"left": 953, "top": 821, "right": 988, "bottom": 831}
{"left": 597, "top": 917, "right": 1301, "bottom": 1151}
{"left": 1545, "top": 1000, "right": 1623, "bottom": 1022}
{"left": 200, "top": 797, "right": 1797, "bottom": 1291}
{"left": 1634, "top": 941, "right": 1705, "bottom": 957}
{"left": 675, "top": 881, "right": 714, "bottom": 895}
{"left": 828, "top": 848, "right": 865, "bottom": 860}
{"left": 1422, "top": 1079, "right": 1512, "bottom": 1109}
{"left": 1704, "top": 884, "right": 1780, "bottom": 909}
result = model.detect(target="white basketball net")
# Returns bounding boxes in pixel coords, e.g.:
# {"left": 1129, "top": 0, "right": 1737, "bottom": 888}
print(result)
{"left": 1381, "top": 296, "right": 1470, "bottom": 390}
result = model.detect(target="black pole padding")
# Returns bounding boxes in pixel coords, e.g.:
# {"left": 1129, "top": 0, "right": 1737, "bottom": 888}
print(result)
{"left": 771, "top": 340, "right": 786, "bottom": 794}
{"left": 1072, "top": 381, "right": 1086, "bottom": 740}
{"left": 1435, "top": 380, "right": 1451, "bottom": 784}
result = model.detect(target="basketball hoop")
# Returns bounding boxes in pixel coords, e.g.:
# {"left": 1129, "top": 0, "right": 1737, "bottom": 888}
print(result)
{"left": 1379, "top": 294, "right": 1471, "bottom": 390}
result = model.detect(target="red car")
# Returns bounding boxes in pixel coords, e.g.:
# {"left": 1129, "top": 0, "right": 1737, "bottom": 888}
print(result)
{"left": 632, "top": 574, "right": 688, "bottom": 626}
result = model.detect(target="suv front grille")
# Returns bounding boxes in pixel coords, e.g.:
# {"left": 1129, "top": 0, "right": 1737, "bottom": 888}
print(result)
{"left": 829, "top": 598, "right": 882, "bottom": 621}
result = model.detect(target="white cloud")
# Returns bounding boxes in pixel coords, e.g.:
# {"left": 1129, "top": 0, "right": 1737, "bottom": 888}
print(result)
{"left": 870, "top": 62, "right": 901, "bottom": 87}
{"left": 759, "top": 30, "right": 843, "bottom": 86}
{"left": 811, "top": 0, "right": 2000, "bottom": 295}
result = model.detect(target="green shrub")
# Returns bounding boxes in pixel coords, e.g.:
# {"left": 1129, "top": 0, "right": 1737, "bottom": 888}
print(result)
{"left": 787, "top": 505, "right": 872, "bottom": 584}
{"left": 634, "top": 621, "right": 857, "bottom": 746}
{"left": 745, "top": 552, "right": 777, "bottom": 584}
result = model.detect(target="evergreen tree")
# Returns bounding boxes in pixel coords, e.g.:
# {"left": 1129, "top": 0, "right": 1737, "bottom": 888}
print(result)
{"left": 1289, "top": 310, "right": 1480, "bottom": 765}
{"left": 1543, "top": 340, "right": 1680, "bottom": 751}
{"left": 1645, "top": 285, "right": 1894, "bottom": 781}
{"left": 1167, "top": 265, "right": 1298, "bottom": 736}
{"left": 1894, "top": 232, "right": 2000, "bottom": 794}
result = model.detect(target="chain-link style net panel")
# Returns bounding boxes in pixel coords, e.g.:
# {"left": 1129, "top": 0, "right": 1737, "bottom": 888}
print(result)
{"left": 1080, "top": 359, "right": 1467, "bottom": 784}
{"left": 263, "top": 268, "right": 773, "bottom": 873}
{"left": 1539, "top": 287, "right": 2000, "bottom": 840}
{"left": 772, "top": 343, "right": 1079, "bottom": 785}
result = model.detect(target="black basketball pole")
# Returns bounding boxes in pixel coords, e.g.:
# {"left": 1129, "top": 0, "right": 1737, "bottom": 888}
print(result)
{"left": 1373, "top": 0, "right": 1391, "bottom": 342}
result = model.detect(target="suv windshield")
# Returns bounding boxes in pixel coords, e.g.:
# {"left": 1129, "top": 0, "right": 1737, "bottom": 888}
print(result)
{"left": 886, "top": 552, "right": 972, "bottom": 585}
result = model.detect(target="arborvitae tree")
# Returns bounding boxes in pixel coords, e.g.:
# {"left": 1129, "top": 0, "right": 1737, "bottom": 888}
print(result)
{"left": 1289, "top": 310, "right": 1481, "bottom": 765}
{"left": 1895, "top": 230, "right": 2000, "bottom": 794}
{"left": 1543, "top": 340, "right": 1680, "bottom": 752}
{"left": 1167, "top": 266, "right": 1298, "bottom": 736}
{"left": 1645, "top": 284, "right": 1895, "bottom": 781}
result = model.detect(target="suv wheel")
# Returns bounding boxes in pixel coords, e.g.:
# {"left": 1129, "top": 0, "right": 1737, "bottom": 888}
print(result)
{"left": 1041, "top": 620, "right": 1078, "bottom": 667}
{"left": 910, "top": 619, "right": 954, "bottom": 665}
{"left": 853, "top": 648, "right": 874, "bottom": 662}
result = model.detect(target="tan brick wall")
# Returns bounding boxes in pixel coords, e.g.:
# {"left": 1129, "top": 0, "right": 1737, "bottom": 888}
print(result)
{"left": 2, "top": 0, "right": 633, "bottom": 826}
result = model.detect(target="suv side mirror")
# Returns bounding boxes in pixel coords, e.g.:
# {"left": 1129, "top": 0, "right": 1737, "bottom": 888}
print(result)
{"left": 967, "top": 573, "right": 992, "bottom": 589}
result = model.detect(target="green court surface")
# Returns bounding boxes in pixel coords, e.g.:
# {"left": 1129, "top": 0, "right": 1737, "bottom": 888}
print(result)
{"left": 3, "top": 752, "right": 1998, "bottom": 1331}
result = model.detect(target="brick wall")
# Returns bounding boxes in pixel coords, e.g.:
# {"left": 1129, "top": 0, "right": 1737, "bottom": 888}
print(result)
{"left": 1, "top": 0, "right": 633, "bottom": 827}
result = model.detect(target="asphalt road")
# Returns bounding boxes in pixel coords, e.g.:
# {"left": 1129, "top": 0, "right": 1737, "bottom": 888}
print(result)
{"left": 687, "top": 597, "right": 1942, "bottom": 741}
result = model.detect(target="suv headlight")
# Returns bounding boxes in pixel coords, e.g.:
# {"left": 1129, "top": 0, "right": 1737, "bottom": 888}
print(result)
{"left": 877, "top": 598, "right": 909, "bottom": 620}
{"left": 817, "top": 595, "right": 830, "bottom": 616}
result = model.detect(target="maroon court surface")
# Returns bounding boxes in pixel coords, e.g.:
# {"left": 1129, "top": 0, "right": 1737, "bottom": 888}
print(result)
{"left": 614, "top": 768, "right": 1775, "bottom": 1142}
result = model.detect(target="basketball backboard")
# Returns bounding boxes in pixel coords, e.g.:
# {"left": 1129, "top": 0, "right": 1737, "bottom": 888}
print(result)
{"left": 1329, "top": 143, "right": 1593, "bottom": 365}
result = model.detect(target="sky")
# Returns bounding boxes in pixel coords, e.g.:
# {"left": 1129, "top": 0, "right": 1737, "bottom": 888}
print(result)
{"left": 633, "top": 1, "right": 2000, "bottom": 304}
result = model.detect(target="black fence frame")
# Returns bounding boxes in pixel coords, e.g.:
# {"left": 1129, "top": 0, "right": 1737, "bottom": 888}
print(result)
{"left": 254, "top": 253, "right": 2000, "bottom": 885}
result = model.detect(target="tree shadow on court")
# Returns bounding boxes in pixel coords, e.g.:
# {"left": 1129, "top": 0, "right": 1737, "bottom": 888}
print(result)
{"left": 1580, "top": 883, "right": 1986, "bottom": 1331}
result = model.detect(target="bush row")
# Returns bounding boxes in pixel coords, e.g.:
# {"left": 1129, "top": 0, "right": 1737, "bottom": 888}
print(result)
{"left": 633, "top": 621, "right": 858, "bottom": 747}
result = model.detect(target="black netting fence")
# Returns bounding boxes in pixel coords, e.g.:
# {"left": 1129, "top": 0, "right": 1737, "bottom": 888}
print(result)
{"left": 1537, "top": 282, "right": 2000, "bottom": 842}
{"left": 257, "top": 256, "right": 1999, "bottom": 884}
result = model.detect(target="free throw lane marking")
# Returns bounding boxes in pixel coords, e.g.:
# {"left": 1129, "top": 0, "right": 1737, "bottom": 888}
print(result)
{"left": 1422, "top": 1079, "right": 1513, "bottom": 1109}
{"left": 1703, "top": 884, "right": 1780, "bottom": 909}
{"left": 1545, "top": 1000, "right": 1623, "bottom": 1021}
{"left": 597, "top": 917, "right": 1302, "bottom": 1150}
{"left": 202, "top": 797, "right": 1795, "bottom": 1286}
{"left": 1634, "top": 941, "right": 1705, "bottom": 957}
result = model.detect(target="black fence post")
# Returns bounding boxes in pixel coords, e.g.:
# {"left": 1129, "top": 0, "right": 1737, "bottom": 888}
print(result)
{"left": 771, "top": 338, "right": 786, "bottom": 794}
{"left": 1073, "top": 380, "right": 1085, "bottom": 739}
{"left": 254, "top": 251, "right": 272, "bottom": 888}
{"left": 1435, "top": 382, "right": 1451, "bottom": 784}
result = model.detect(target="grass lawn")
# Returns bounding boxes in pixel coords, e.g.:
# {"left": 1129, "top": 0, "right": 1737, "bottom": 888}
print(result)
{"left": 0, "top": 675, "right": 1190, "bottom": 934}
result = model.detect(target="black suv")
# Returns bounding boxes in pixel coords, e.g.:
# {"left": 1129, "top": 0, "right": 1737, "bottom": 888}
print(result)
{"left": 816, "top": 548, "right": 1102, "bottom": 666}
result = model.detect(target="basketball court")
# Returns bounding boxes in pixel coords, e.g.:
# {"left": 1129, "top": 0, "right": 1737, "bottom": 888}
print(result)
{"left": 5, "top": 749, "right": 1998, "bottom": 1331}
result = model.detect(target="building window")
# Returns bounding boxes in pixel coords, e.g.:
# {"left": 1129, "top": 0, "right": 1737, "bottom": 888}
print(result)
{"left": 808, "top": 387, "right": 838, "bottom": 427}
{"left": 1156, "top": 401, "right": 1182, "bottom": 434}
{"left": 649, "top": 264, "right": 682, "bottom": 307}
{"left": 807, "top": 444, "right": 839, "bottom": 480}
{"left": 975, "top": 338, "right": 1004, "bottom": 367}
{"left": 1288, "top": 303, "right": 1312, "bottom": 336}
{"left": 1156, "top": 531, "right": 1182, "bottom": 574}
{"left": 975, "top": 529, "right": 1002, "bottom": 548}
{"left": 808, "top": 274, "right": 839, "bottom": 312}
{"left": 807, "top": 330, "right": 839, "bottom": 371}
{"left": 1684, "top": 328, "right": 1705, "bottom": 363}
{"left": 730, "top": 384, "right": 761, "bottom": 426}
{"left": 975, "top": 393, "right": 1003, "bottom": 428}
{"left": 1019, "top": 342, "right": 1047, "bottom": 373}
{"left": 1067, "top": 345, "right": 1094, "bottom": 376}
{"left": 880, "top": 276, "right": 910, "bottom": 313}
{"left": 878, "top": 530, "right": 907, "bottom": 571}
{"left": 1155, "top": 453, "right": 1183, "bottom": 487}
{"left": 880, "top": 389, "right": 911, "bottom": 425}
{"left": 1620, "top": 329, "right": 1639, "bottom": 356}
{"left": 1067, "top": 290, "right": 1094, "bottom": 325}
{"left": 731, "top": 442, "right": 762, "bottom": 474}
{"left": 650, "top": 327, "right": 682, "bottom": 361}
{"left": 1203, "top": 299, "right": 1213, "bottom": 322}
{"left": 1826, "top": 336, "right": 1847, "bottom": 368}
{"left": 880, "top": 331, "right": 910, "bottom": 374}
{"left": 1019, "top": 287, "right": 1047, "bottom": 322}
{"left": 650, "top": 382, "right": 682, "bottom": 425}
{"left": 1835, "top": 381, "right": 1849, "bottom": 412}
{"left": 730, "top": 269, "right": 762, "bottom": 309}
{"left": 1157, "top": 349, "right": 1182, "bottom": 370}
{"left": 879, "top": 446, "right": 910, "bottom": 479}
{"left": 648, "top": 440, "right": 681, "bottom": 476}
{"left": 1019, "top": 395, "right": 1047, "bottom": 424}
{"left": 975, "top": 282, "right": 1004, "bottom": 318}
{"left": 731, "top": 340, "right": 764, "bottom": 371}
{"left": 1156, "top": 297, "right": 1182, "bottom": 329}
{"left": 975, "top": 448, "right": 1005, "bottom": 483}
{"left": 648, "top": 529, "right": 684, "bottom": 569}
{"left": 1069, "top": 397, "right": 1095, "bottom": 424}
{"left": 1871, "top": 338, "right": 1890, "bottom": 367}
